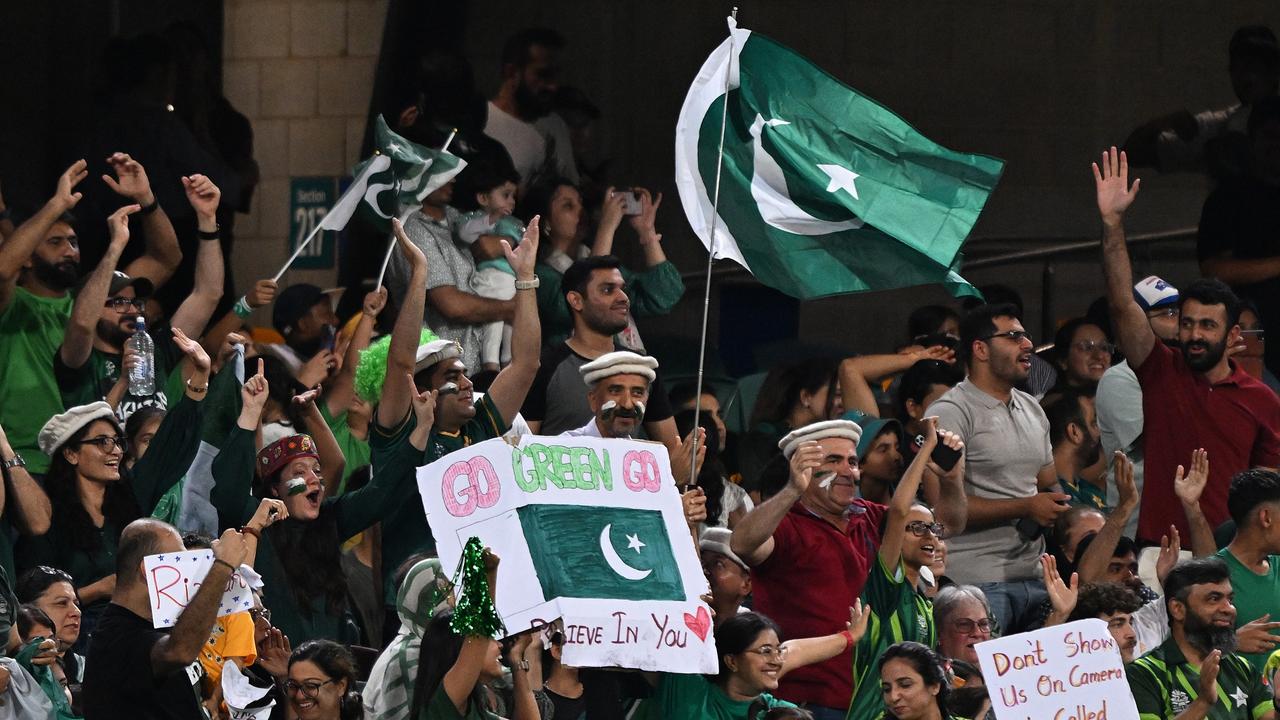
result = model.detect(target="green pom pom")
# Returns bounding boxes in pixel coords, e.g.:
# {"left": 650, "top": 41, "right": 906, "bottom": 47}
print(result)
{"left": 354, "top": 327, "right": 440, "bottom": 404}
{"left": 450, "top": 537, "right": 504, "bottom": 638}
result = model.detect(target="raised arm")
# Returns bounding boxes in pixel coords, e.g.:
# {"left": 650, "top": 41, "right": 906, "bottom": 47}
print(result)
{"left": 201, "top": 279, "right": 277, "bottom": 358}
{"left": 60, "top": 203, "right": 139, "bottom": 369}
{"left": 375, "top": 219, "right": 427, "bottom": 430}
{"left": 1174, "top": 448, "right": 1217, "bottom": 557}
{"left": 591, "top": 189, "right": 626, "bottom": 256}
{"left": 443, "top": 549, "right": 501, "bottom": 715}
{"left": 0, "top": 160, "right": 87, "bottom": 313}
{"left": 778, "top": 602, "right": 871, "bottom": 678}
{"left": 241, "top": 498, "right": 288, "bottom": 568}
{"left": 293, "top": 387, "right": 345, "bottom": 485}
{"left": 1076, "top": 452, "right": 1140, "bottom": 583}
{"left": 325, "top": 288, "right": 385, "bottom": 419}
{"left": 485, "top": 217, "right": 542, "bottom": 426}
{"left": 730, "top": 441, "right": 821, "bottom": 566}
{"left": 0, "top": 423, "right": 50, "bottom": 536}
{"left": 1094, "top": 147, "right": 1154, "bottom": 368}
{"left": 104, "top": 153, "right": 183, "bottom": 289}
{"left": 151, "top": 529, "right": 248, "bottom": 673}
{"left": 880, "top": 424, "right": 939, "bottom": 569}
{"left": 168, "top": 175, "right": 224, "bottom": 338}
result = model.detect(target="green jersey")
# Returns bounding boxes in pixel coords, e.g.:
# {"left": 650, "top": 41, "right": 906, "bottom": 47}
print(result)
{"left": 1060, "top": 475, "right": 1108, "bottom": 511}
{"left": 846, "top": 553, "right": 936, "bottom": 720}
{"left": 1127, "top": 637, "right": 1273, "bottom": 720}
{"left": 635, "top": 672, "right": 794, "bottom": 720}
{"left": 1217, "top": 547, "right": 1280, "bottom": 673}
{"left": 319, "top": 404, "right": 371, "bottom": 496}
{"left": 0, "top": 287, "right": 73, "bottom": 473}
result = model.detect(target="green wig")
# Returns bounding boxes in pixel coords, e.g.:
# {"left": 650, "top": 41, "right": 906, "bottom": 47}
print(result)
{"left": 354, "top": 327, "right": 440, "bottom": 404}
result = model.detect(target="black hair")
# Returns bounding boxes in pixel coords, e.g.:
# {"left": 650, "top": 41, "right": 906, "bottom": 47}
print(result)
{"left": 455, "top": 153, "right": 521, "bottom": 211}
{"left": 254, "top": 463, "right": 349, "bottom": 619}
{"left": 1230, "top": 25, "right": 1279, "bottom": 67}
{"left": 1053, "top": 317, "right": 1111, "bottom": 369}
{"left": 181, "top": 532, "right": 213, "bottom": 550}
{"left": 1041, "top": 390, "right": 1091, "bottom": 447}
{"left": 878, "top": 642, "right": 950, "bottom": 719}
{"left": 518, "top": 177, "right": 579, "bottom": 252}
{"left": 290, "top": 640, "right": 362, "bottom": 720}
{"left": 750, "top": 358, "right": 840, "bottom": 428}
{"left": 1179, "top": 278, "right": 1242, "bottom": 327}
{"left": 45, "top": 417, "right": 142, "bottom": 555}
{"left": 500, "top": 27, "right": 566, "bottom": 70}
{"left": 1227, "top": 468, "right": 1280, "bottom": 526}
{"left": 17, "top": 604, "right": 55, "bottom": 640}
{"left": 714, "top": 611, "right": 783, "bottom": 681}
{"left": 894, "top": 359, "right": 963, "bottom": 424}
{"left": 758, "top": 454, "right": 792, "bottom": 501}
{"left": 410, "top": 611, "right": 484, "bottom": 719}
{"left": 16, "top": 566, "right": 77, "bottom": 604}
{"left": 559, "top": 255, "right": 623, "bottom": 318}
{"left": 674, "top": 409, "right": 726, "bottom": 526}
{"left": 957, "top": 303, "right": 1022, "bottom": 366}
{"left": 949, "top": 686, "right": 990, "bottom": 720}
{"left": 668, "top": 383, "right": 715, "bottom": 412}
{"left": 1068, "top": 582, "right": 1143, "bottom": 623}
{"left": 124, "top": 406, "right": 166, "bottom": 462}
{"left": 962, "top": 284, "right": 1024, "bottom": 315}
{"left": 907, "top": 305, "right": 961, "bottom": 342}
{"left": 1163, "top": 556, "right": 1231, "bottom": 613}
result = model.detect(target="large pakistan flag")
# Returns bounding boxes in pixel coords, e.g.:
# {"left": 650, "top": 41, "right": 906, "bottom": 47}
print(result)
{"left": 675, "top": 18, "right": 1004, "bottom": 300}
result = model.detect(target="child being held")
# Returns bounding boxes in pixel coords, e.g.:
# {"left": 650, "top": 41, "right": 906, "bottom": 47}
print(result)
{"left": 455, "top": 159, "right": 524, "bottom": 372}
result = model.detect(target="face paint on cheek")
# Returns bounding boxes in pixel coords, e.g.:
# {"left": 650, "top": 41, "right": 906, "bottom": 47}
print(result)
{"left": 285, "top": 477, "right": 308, "bottom": 496}
{"left": 439, "top": 382, "right": 459, "bottom": 396}
{"left": 815, "top": 471, "right": 836, "bottom": 489}
{"left": 600, "top": 400, "right": 617, "bottom": 415}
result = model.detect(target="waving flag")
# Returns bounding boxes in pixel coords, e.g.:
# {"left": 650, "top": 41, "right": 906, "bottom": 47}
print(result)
{"left": 346, "top": 115, "right": 467, "bottom": 229}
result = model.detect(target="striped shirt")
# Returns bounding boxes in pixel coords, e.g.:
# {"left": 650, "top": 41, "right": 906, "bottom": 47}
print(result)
{"left": 1127, "top": 638, "right": 1272, "bottom": 720}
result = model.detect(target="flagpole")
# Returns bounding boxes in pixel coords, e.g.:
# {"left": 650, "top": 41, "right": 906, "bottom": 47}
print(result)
{"left": 272, "top": 222, "right": 325, "bottom": 282}
{"left": 374, "top": 130, "right": 459, "bottom": 290}
{"left": 688, "top": 7, "right": 738, "bottom": 491}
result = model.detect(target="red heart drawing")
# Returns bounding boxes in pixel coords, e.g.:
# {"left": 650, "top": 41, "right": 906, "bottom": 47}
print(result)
{"left": 683, "top": 606, "right": 711, "bottom": 642}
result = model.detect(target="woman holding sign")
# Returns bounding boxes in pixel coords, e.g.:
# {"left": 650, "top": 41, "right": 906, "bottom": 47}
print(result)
{"left": 877, "top": 642, "right": 958, "bottom": 720}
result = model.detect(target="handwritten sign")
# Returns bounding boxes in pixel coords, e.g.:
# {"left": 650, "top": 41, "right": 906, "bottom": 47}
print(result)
{"left": 143, "top": 550, "right": 255, "bottom": 628}
{"left": 976, "top": 619, "right": 1139, "bottom": 720}
{"left": 419, "top": 435, "right": 715, "bottom": 673}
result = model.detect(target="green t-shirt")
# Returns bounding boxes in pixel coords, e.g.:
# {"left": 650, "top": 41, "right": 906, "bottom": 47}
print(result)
{"left": 320, "top": 405, "right": 371, "bottom": 496}
{"left": 636, "top": 672, "right": 794, "bottom": 720}
{"left": 847, "top": 554, "right": 936, "bottom": 720}
{"left": 1217, "top": 547, "right": 1280, "bottom": 672}
{"left": 370, "top": 394, "right": 508, "bottom": 605}
{"left": 53, "top": 325, "right": 185, "bottom": 420}
{"left": 424, "top": 684, "right": 498, "bottom": 720}
{"left": 0, "top": 287, "right": 73, "bottom": 473}
{"left": 1127, "top": 638, "right": 1273, "bottom": 720}
{"left": 1060, "top": 475, "right": 1108, "bottom": 511}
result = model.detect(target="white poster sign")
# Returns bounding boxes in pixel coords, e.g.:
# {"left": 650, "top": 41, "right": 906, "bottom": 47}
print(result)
{"left": 976, "top": 619, "right": 1139, "bottom": 720}
{"left": 418, "top": 435, "right": 715, "bottom": 673}
{"left": 143, "top": 550, "right": 255, "bottom": 628}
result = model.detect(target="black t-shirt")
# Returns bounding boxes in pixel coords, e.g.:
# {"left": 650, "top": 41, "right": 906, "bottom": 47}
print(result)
{"left": 1197, "top": 175, "right": 1280, "bottom": 372}
{"left": 522, "top": 341, "right": 674, "bottom": 435}
{"left": 81, "top": 603, "right": 206, "bottom": 720}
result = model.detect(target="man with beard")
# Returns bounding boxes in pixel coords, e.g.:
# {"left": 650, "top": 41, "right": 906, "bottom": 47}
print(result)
{"left": 1218, "top": 468, "right": 1280, "bottom": 673}
{"left": 1127, "top": 556, "right": 1274, "bottom": 720}
{"left": 484, "top": 28, "right": 578, "bottom": 189}
{"left": 56, "top": 174, "right": 223, "bottom": 418}
{"left": 563, "top": 351, "right": 657, "bottom": 439}
{"left": 1096, "top": 147, "right": 1280, "bottom": 546}
{"left": 927, "top": 303, "right": 1065, "bottom": 634}
{"left": 0, "top": 155, "right": 182, "bottom": 474}
{"left": 522, "top": 257, "right": 678, "bottom": 449}
{"left": 1044, "top": 390, "right": 1106, "bottom": 509}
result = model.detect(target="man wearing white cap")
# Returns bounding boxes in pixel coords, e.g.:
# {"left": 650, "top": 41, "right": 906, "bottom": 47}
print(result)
{"left": 699, "top": 527, "right": 751, "bottom": 625}
{"left": 564, "top": 350, "right": 659, "bottom": 439}
{"left": 731, "top": 418, "right": 967, "bottom": 716}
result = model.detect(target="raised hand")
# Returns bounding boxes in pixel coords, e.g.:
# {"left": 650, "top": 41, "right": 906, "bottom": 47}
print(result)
{"left": 1196, "top": 650, "right": 1221, "bottom": 706}
{"left": 181, "top": 173, "right": 221, "bottom": 219}
{"left": 1156, "top": 524, "right": 1182, "bottom": 585}
{"left": 1092, "top": 146, "right": 1140, "bottom": 226}
{"left": 910, "top": 345, "right": 956, "bottom": 365}
{"left": 1235, "top": 614, "right": 1280, "bottom": 654}
{"left": 392, "top": 217, "right": 426, "bottom": 270}
{"left": 670, "top": 426, "right": 707, "bottom": 488}
{"left": 599, "top": 188, "right": 626, "bottom": 235}
{"left": 297, "top": 349, "right": 337, "bottom": 388}
{"left": 212, "top": 527, "right": 250, "bottom": 568}
{"left": 172, "top": 327, "right": 211, "bottom": 374}
{"left": 1113, "top": 451, "right": 1138, "bottom": 514}
{"left": 102, "top": 152, "right": 155, "bottom": 205}
{"left": 248, "top": 498, "right": 289, "bottom": 531}
{"left": 292, "top": 385, "right": 322, "bottom": 411}
{"left": 629, "top": 187, "right": 663, "bottom": 244}
{"left": 363, "top": 287, "right": 388, "bottom": 318}
{"left": 1041, "top": 553, "right": 1079, "bottom": 622}
{"left": 53, "top": 159, "right": 88, "bottom": 211}
{"left": 1174, "top": 448, "right": 1209, "bottom": 507}
{"left": 503, "top": 214, "right": 540, "bottom": 281}
{"left": 482, "top": 547, "right": 500, "bottom": 576}
{"left": 407, "top": 373, "right": 439, "bottom": 430}
{"left": 255, "top": 628, "right": 292, "bottom": 680}
{"left": 106, "top": 203, "right": 142, "bottom": 249}
{"left": 682, "top": 486, "right": 708, "bottom": 527}
{"left": 845, "top": 599, "right": 871, "bottom": 643}
{"left": 248, "top": 279, "right": 278, "bottom": 309}
{"left": 241, "top": 358, "right": 269, "bottom": 419}
{"left": 789, "top": 441, "right": 824, "bottom": 493}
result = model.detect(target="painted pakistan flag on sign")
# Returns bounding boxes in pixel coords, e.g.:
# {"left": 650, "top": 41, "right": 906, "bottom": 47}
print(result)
{"left": 419, "top": 435, "right": 716, "bottom": 673}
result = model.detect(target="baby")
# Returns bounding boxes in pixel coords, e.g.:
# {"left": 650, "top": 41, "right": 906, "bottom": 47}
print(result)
{"left": 456, "top": 162, "right": 524, "bottom": 372}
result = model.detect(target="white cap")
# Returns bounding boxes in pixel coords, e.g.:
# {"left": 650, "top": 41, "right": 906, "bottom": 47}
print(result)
{"left": 778, "top": 419, "right": 863, "bottom": 459}
{"left": 414, "top": 339, "right": 463, "bottom": 374}
{"left": 38, "top": 402, "right": 117, "bottom": 455}
{"left": 699, "top": 527, "right": 749, "bottom": 571}
{"left": 579, "top": 351, "right": 658, "bottom": 385}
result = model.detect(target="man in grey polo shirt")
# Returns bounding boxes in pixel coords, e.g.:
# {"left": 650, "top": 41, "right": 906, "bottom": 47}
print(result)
{"left": 928, "top": 303, "right": 1068, "bottom": 633}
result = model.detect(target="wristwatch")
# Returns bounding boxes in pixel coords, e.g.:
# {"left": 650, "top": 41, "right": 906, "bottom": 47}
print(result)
{"left": 514, "top": 277, "right": 540, "bottom": 291}
{"left": 1, "top": 454, "right": 25, "bottom": 470}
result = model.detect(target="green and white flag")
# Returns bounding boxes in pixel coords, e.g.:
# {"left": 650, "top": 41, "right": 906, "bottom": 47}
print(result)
{"left": 675, "top": 18, "right": 1002, "bottom": 300}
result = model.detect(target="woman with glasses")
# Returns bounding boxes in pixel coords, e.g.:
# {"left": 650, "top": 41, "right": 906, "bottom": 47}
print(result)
{"left": 636, "top": 607, "right": 870, "bottom": 720}
{"left": 877, "top": 642, "right": 958, "bottom": 720}
{"left": 286, "top": 639, "right": 363, "bottom": 720}
{"left": 17, "top": 329, "right": 212, "bottom": 650}
{"left": 933, "top": 586, "right": 995, "bottom": 671}
{"left": 844, "top": 420, "right": 964, "bottom": 720}
{"left": 1050, "top": 318, "right": 1116, "bottom": 395}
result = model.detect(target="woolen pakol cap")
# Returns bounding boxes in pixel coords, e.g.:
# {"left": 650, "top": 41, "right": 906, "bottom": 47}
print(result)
{"left": 579, "top": 351, "right": 659, "bottom": 385}
{"left": 38, "top": 402, "right": 116, "bottom": 455}
{"left": 778, "top": 419, "right": 863, "bottom": 459}
{"left": 414, "top": 339, "right": 463, "bottom": 374}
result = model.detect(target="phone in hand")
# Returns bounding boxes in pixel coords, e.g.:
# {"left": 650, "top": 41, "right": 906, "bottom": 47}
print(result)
{"left": 321, "top": 325, "right": 336, "bottom": 352}
{"left": 615, "top": 190, "right": 643, "bottom": 216}
{"left": 916, "top": 433, "right": 961, "bottom": 472}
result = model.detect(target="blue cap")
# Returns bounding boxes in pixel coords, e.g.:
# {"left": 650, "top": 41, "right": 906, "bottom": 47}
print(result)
{"left": 841, "top": 410, "right": 902, "bottom": 460}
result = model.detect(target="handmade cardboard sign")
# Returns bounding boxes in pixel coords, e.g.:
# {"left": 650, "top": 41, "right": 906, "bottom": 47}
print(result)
{"left": 143, "top": 550, "right": 255, "bottom": 628}
{"left": 419, "top": 435, "right": 715, "bottom": 673}
{"left": 976, "top": 619, "right": 1139, "bottom": 720}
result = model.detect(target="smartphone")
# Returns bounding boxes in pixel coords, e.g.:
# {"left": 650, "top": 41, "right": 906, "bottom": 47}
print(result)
{"left": 916, "top": 433, "right": 961, "bottom": 472}
{"left": 321, "top": 325, "right": 336, "bottom": 352}
{"left": 615, "top": 190, "right": 643, "bottom": 216}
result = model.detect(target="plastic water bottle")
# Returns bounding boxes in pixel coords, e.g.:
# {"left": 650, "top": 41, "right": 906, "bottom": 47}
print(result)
{"left": 127, "top": 316, "right": 155, "bottom": 396}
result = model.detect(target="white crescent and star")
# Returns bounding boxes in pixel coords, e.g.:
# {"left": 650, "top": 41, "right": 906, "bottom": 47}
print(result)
{"left": 599, "top": 524, "right": 651, "bottom": 581}
{"left": 1230, "top": 687, "right": 1249, "bottom": 708}
{"left": 747, "top": 113, "right": 864, "bottom": 235}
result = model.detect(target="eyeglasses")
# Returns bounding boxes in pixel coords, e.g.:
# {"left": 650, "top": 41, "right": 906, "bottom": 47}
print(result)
{"left": 283, "top": 679, "right": 336, "bottom": 698}
{"left": 951, "top": 618, "right": 992, "bottom": 634}
{"left": 104, "top": 297, "right": 145, "bottom": 312}
{"left": 1071, "top": 340, "right": 1115, "bottom": 355}
{"left": 906, "top": 521, "right": 946, "bottom": 538}
{"left": 981, "top": 330, "right": 1032, "bottom": 344}
{"left": 743, "top": 645, "right": 788, "bottom": 661}
{"left": 1241, "top": 329, "right": 1266, "bottom": 341}
{"left": 1145, "top": 307, "right": 1178, "bottom": 320}
{"left": 249, "top": 607, "right": 272, "bottom": 623}
{"left": 76, "top": 436, "right": 128, "bottom": 453}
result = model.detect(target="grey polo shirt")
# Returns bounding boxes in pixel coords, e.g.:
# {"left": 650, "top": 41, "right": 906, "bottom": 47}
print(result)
{"left": 1095, "top": 362, "right": 1145, "bottom": 538}
{"left": 927, "top": 379, "right": 1054, "bottom": 584}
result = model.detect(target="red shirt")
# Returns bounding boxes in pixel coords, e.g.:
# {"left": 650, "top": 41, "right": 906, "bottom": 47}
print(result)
{"left": 751, "top": 499, "right": 886, "bottom": 709}
{"left": 1136, "top": 342, "right": 1280, "bottom": 544}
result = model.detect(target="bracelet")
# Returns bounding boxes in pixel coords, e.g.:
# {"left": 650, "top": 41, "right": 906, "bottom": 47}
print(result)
{"left": 840, "top": 630, "right": 855, "bottom": 651}
{"left": 138, "top": 198, "right": 159, "bottom": 215}
{"left": 213, "top": 558, "right": 237, "bottom": 572}
{"left": 514, "top": 277, "right": 540, "bottom": 290}
{"left": 233, "top": 296, "right": 253, "bottom": 319}
{"left": 186, "top": 378, "right": 208, "bottom": 394}
{"left": 239, "top": 525, "right": 261, "bottom": 540}
{"left": 1, "top": 454, "right": 24, "bottom": 471}
{"left": 197, "top": 225, "right": 220, "bottom": 240}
